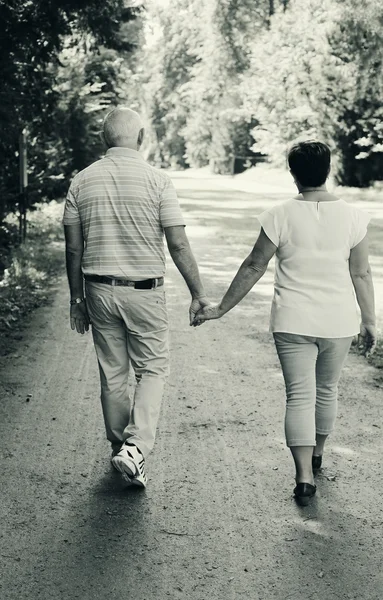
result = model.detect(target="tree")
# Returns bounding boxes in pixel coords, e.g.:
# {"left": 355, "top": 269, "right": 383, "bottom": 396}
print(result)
{"left": 135, "top": 0, "right": 202, "bottom": 168}
{"left": 242, "top": 0, "right": 335, "bottom": 164}
{"left": 242, "top": 0, "right": 383, "bottom": 186}
{"left": 138, "top": 0, "right": 273, "bottom": 170}
{"left": 179, "top": 0, "right": 270, "bottom": 170}
{"left": 0, "top": 0, "right": 141, "bottom": 222}
{"left": 327, "top": 0, "right": 383, "bottom": 185}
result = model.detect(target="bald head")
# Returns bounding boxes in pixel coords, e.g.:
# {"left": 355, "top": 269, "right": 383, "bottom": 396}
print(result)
{"left": 102, "top": 107, "right": 144, "bottom": 149}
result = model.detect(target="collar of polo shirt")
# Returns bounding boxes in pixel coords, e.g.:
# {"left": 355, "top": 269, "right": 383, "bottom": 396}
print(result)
{"left": 105, "top": 147, "right": 144, "bottom": 159}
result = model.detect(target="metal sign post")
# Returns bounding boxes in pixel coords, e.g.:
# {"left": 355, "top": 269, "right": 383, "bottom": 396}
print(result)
{"left": 19, "top": 129, "right": 28, "bottom": 242}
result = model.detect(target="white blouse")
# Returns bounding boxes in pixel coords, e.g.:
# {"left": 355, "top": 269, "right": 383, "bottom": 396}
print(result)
{"left": 256, "top": 198, "right": 371, "bottom": 338}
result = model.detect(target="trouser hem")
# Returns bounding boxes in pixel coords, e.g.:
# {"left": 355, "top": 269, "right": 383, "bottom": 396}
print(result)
{"left": 287, "top": 440, "right": 316, "bottom": 448}
{"left": 122, "top": 436, "right": 149, "bottom": 459}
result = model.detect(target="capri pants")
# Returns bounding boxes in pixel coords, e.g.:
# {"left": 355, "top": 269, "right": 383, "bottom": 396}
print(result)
{"left": 273, "top": 333, "right": 353, "bottom": 447}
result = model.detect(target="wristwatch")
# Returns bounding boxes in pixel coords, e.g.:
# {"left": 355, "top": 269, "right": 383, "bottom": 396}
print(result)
{"left": 70, "top": 297, "right": 85, "bottom": 305}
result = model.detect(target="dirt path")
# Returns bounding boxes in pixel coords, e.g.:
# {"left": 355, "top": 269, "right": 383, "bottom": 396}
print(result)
{"left": 0, "top": 173, "right": 382, "bottom": 600}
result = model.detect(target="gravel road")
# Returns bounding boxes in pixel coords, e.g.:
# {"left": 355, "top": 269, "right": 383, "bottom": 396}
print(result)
{"left": 0, "top": 172, "right": 382, "bottom": 600}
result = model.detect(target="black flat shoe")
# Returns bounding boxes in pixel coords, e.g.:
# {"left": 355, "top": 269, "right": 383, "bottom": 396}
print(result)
{"left": 312, "top": 455, "right": 322, "bottom": 473}
{"left": 293, "top": 483, "right": 317, "bottom": 506}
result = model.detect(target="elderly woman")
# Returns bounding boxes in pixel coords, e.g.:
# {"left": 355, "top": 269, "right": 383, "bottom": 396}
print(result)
{"left": 194, "top": 140, "right": 377, "bottom": 506}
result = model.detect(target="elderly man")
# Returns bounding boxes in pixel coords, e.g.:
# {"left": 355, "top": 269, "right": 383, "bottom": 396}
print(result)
{"left": 63, "top": 106, "right": 208, "bottom": 487}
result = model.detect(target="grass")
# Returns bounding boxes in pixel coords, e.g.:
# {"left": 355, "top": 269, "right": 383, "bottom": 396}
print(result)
{"left": 0, "top": 201, "right": 65, "bottom": 355}
{"left": 349, "top": 337, "right": 383, "bottom": 388}
{"left": 366, "top": 340, "right": 383, "bottom": 387}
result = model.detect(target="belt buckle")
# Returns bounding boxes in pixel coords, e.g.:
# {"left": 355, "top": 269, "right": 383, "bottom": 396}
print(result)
{"left": 111, "top": 278, "right": 116, "bottom": 287}
{"left": 152, "top": 278, "right": 158, "bottom": 289}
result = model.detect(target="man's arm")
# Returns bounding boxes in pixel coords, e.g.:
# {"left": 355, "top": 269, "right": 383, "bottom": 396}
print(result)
{"left": 65, "top": 223, "right": 85, "bottom": 298}
{"left": 164, "top": 225, "right": 209, "bottom": 323}
{"left": 64, "top": 223, "right": 89, "bottom": 334}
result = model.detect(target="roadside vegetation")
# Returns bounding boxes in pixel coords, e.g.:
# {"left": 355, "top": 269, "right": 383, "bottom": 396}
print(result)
{"left": 0, "top": 202, "right": 65, "bottom": 355}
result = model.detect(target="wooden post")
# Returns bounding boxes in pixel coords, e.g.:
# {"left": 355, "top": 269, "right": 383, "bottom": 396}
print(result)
{"left": 19, "top": 129, "right": 28, "bottom": 242}
{"left": 230, "top": 156, "right": 236, "bottom": 177}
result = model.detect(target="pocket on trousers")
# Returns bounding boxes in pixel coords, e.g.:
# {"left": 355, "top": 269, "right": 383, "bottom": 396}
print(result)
{"left": 132, "top": 288, "right": 166, "bottom": 305}
{"left": 155, "top": 289, "right": 166, "bottom": 305}
{"left": 85, "top": 281, "right": 108, "bottom": 299}
{"left": 130, "top": 288, "right": 168, "bottom": 332}
{"left": 85, "top": 287, "right": 111, "bottom": 325}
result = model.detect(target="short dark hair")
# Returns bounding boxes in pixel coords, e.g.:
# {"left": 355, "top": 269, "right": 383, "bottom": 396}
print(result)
{"left": 287, "top": 140, "right": 331, "bottom": 187}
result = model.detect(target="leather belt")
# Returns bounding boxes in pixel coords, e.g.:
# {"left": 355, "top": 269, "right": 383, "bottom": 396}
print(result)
{"left": 84, "top": 275, "right": 164, "bottom": 289}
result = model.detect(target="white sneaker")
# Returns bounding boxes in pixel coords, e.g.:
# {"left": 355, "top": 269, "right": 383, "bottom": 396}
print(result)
{"left": 112, "top": 443, "right": 147, "bottom": 488}
{"left": 110, "top": 447, "right": 133, "bottom": 484}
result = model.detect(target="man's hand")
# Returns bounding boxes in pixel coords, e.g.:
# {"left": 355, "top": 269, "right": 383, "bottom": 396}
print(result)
{"left": 192, "top": 303, "right": 223, "bottom": 327}
{"left": 189, "top": 296, "right": 211, "bottom": 326}
{"left": 358, "top": 322, "right": 377, "bottom": 357}
{"left": 70, "top": 301, "right": 91, "bottom": 334}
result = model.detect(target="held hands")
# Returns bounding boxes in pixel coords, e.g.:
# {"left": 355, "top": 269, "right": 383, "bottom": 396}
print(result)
{"left": 357, "top": 323, "right": 377, "bottom": 357}
{"left": 189, "top": 296, "right": 211, "bottom": 326}
{"left": 70, "top": 301, "right": 91, "bottom": 334}
{"left": 191, "top": 303, "right": 223, "bottom": 327}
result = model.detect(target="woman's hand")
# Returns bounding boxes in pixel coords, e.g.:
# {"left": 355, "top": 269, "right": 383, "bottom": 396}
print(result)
{"left": 192, "top": 303, "right": 223, "bottom": 327}
{"left": 358, "top": 323, "right": 377, "bottom": 357}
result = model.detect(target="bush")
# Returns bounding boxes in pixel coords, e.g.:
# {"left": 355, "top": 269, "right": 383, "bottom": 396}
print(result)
{"left": 242, "top": 0, "right": 383, "bottom": 186}
{"left": 0, "top": 201, "right": 64, "bottom": 345}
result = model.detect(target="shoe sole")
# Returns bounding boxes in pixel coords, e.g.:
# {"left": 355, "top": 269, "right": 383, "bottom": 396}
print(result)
{"left": 312, "top": 457, "right": 322, "bottom": 475}
{"left": 295, "top": 495, "right": 313, "bottom": 507}
{"left": 131, "top": 477, "right": 146, "bottom": 488}
{"left": 294, "top": 489, "right": 316, "bottom": 506}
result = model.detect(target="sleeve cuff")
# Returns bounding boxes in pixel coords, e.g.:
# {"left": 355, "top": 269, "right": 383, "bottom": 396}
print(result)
{"left": 352, "top": 211, "right": 371, "bottom": 248}
{"left": 256, "top": 212, "right": 279, "bottom": 246}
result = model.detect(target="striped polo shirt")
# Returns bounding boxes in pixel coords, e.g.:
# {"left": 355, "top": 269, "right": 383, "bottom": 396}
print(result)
{"left": 63, "top": 147, "right": 185, "bottom": 279}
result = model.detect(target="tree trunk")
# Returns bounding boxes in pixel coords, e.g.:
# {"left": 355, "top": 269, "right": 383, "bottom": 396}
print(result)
{"left": 269, "top": 0, "right": 274, "bottom": 16}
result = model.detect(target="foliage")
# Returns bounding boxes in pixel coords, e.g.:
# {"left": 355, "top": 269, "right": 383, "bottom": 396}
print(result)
{"left": 328, "top": 0, "right": 383, "bottom": 185}
{"left": 241, "top": 0, "right": 333, "bottom": 164}
{"left": 135, "top": 0, "right": 202, "bottom": 168}
{"left": 139, "top": 0, "right": 273, "bottom": 171}
{"left": 241, "top": 0, "right": 383, "bottom": 185}
{"left": 0, "top": 201, "right": 65, "bottom": 350}
{"left": 2, "top": 0, "right": 382, "bottom": 249}
{"left": 137, "top": 0, "right": 383, "bottom": 184}
{"left": 47, "top": 37, "right": 139, "bottom": 198}
{"left": 182, "top": 0, "right": 273, "bottom": 170}
{"left": 0, "top": 0, "right": 142, "bottom": 225}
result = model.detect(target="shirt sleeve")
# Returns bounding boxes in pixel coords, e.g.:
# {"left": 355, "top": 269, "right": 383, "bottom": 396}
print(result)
{"left": 255, "top": 205, "right": 282, "bottom": 247}
{"left": 159, "top": 176, "right": 186, "bottom": 228}
{"left": 62, "top": 181, "right": 81, "bottom": 226}
{"left": 351, "top": 208, "right": 371, "bottom": 248}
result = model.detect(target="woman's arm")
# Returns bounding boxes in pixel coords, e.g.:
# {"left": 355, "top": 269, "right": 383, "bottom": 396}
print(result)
{"left": 218, "top": 228, "right": 277, "bottom": 315}
{"left": 193, "top": 228, "right": 277, "bottom": 324}
{"left": 349, "top": 234, "right": 377, "bottom": 354}
{"left": 349, "top": 235, "right": 375, "bottom": 325}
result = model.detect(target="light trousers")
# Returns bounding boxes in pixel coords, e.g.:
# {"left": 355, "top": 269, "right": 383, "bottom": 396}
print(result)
{"left": 273, "top": 333, "right": 353, "bottom": 447}
{"left": 85, "top": 281, "right": 169, "bottom": 458}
